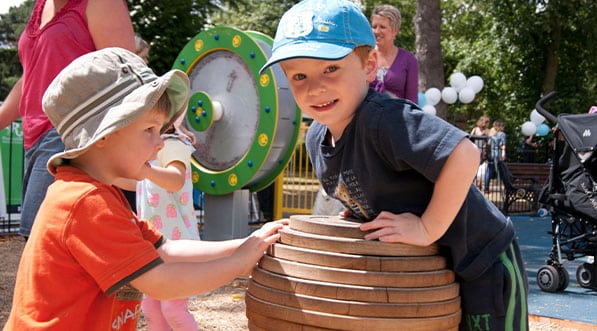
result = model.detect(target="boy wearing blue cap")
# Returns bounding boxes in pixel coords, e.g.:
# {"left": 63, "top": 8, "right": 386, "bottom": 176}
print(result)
{"left": 261, "top": 0, "right": 529, "bottom": 330}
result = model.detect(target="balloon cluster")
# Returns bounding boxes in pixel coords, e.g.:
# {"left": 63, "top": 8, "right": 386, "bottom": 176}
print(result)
{"left": 521, "top": 109, "right": 550, "bottom": 137}
{"left": 418, "top": 73, "right": 484, "bottom": 116}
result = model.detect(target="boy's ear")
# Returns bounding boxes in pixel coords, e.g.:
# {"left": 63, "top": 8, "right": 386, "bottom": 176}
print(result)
{"left": 365, "top": 50, "right": 378, "bottom": 83}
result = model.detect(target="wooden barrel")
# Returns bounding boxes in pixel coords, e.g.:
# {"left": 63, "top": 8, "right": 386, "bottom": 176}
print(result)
{"left": 246, "top": 215, "right": 461, "bottom": 331}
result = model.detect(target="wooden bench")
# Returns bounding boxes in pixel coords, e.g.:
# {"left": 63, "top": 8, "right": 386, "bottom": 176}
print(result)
{"left": 498, "top": 162, "right": 552, "bottom": 214}
{"left": 505, "top": 162, "right": 551, "bottom": 186}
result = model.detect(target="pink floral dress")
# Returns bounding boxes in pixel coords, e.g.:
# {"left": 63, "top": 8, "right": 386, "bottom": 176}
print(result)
{"left": 137, "top": 133, "right": 200, "bottom": 241}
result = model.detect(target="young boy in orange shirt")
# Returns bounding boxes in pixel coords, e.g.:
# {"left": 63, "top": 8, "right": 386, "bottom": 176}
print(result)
{"left": 5, "top": 47, "right": 285, "bottom": 331}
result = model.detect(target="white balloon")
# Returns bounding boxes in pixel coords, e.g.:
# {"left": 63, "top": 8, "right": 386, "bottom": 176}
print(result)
{"left": 441, "top": 87, "right": 458, "bottom": 104}
{"left": 458, "top": 87, "right": 476, "bottom": 104}
{"left": 424, "top": 88, "right": 442, "bottom": 106}
{"left": 450, "top": 72, "right": 467, "bottom": 91}
{"left": 466, "top": 75, "right": 484, "bottom": 93}
{"left": 521, "top": 121, "right": 537, "bottom": 136}
{"left": 530, "top": 109, "right": 546, "bottom": 124}
{"left": 422, "top": 104, "right": 436, "bottom": 116}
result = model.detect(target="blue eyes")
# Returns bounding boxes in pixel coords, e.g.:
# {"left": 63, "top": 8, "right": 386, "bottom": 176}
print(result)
{"left": 325, "top": 66, "right": 338, "bottom": 73}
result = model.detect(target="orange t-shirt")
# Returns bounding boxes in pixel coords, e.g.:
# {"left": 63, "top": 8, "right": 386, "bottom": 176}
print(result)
{"left": 4, "top": 166, "right": 163, "bottom": 330}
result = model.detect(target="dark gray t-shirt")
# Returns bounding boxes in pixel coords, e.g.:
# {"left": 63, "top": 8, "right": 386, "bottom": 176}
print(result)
{"left": 306, "top": 90, "right": 514, "bottom": 281}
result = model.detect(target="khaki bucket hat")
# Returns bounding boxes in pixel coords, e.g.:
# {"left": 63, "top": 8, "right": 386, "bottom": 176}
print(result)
{"left": 43, "top": 47, "right": 190, "bottom": 174}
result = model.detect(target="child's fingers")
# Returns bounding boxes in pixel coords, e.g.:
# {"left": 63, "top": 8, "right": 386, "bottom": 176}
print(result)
{"left": 359, "top": 218, "right": 394, "bottom": 231}
{"left": 258, "top": 220, "right": 287, "bottom": 235}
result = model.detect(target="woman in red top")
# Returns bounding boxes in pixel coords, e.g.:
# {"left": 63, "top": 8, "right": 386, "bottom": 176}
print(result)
{"left": 0, "top": 0, "right": 136, "bottom": 238}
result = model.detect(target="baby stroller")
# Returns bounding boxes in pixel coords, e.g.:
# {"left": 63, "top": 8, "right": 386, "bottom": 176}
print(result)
{"left": 535, "top": 92, "right": 597, "bottom": 292}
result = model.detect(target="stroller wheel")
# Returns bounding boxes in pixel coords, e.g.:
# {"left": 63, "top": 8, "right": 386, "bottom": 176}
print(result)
{"left": 557, "top": 267, "right": 569, "bottom": 291}
{"left": 576, "top": 263, "right": 594, "bottom": 289}
{"left": 537, "top": 265, "right": 561, "bottom": 292}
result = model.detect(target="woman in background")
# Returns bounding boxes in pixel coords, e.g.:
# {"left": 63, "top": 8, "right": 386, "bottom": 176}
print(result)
{"left": 369, "top": 4, "right": 419, "bottom": 104}
{"left": 471, "top": 115, "right": 490, "bottom": 190}
{"left": 0, "top": 0, "right": 136, "bottom": 238}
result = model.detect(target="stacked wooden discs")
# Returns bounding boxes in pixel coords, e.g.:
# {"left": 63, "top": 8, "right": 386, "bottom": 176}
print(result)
{"left": 246, "top": 215, "right": 461, "bottom": 331}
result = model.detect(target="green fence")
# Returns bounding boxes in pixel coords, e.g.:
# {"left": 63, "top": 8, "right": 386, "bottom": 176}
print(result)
{"left": 0, "top": 120, "right": 23, "bottom": 214}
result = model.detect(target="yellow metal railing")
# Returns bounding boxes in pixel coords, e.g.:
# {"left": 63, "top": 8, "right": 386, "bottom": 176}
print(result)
{"left": 273, "top": 122, "right": 318, "bottom": 219}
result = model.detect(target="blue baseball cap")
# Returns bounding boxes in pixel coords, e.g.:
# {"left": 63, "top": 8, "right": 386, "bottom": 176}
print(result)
{"left": 260, "top": 0, "right": 375, "bottom": 74}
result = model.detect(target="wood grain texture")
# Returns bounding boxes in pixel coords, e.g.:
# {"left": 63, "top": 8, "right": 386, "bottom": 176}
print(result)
{"left": 250, "top": 266, "right": 460, "bottom": 304}
{"left": 258, "top": 255, "right": 455, "bottom": 288}
{"left": 247, "top": 310, "right": 338, "bottom": 331}
{"left": 247, "top": 214, "right": 461, "bottom": 330}
{"left": 268, "top": 242, "right": 447, "bottom": 272}
{"left": 279, "top": 227, "right": 439, "bottom": 257}
{"left": 246, "top": 293, "right": 461, "bottom": 331}
{"left": 289, "top": 215, "right": 370, "bottom": 239}
{"left": 247, "top": 280, "right": 461, "bottom": 318}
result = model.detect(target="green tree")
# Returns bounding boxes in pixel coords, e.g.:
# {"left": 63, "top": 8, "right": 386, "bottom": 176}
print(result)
{"left": 127, "top": 0, "right": 222, "bottom": 74}
{"left": 209, "top": 0, "right": 299, "bottom": 38}
{"left": 0, "top": 0, "right": 33, "bottom": 49}
{"left": 440, "top": 0, "right": 596, "bottom": 160}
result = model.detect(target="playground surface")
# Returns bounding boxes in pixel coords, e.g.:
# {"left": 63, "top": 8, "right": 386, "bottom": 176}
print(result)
{"left": 511, "top": 215, "right": 596, "bottom": 328}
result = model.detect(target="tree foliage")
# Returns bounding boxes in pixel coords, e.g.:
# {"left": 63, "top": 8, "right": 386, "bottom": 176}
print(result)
{"left": 0, "top": 0, "right": 33, "bottom": 100}
{"left": 209, "top": 0, "right": 298, "bottom": 38}
{"left": 0, "top": 0, "right": 33, "bottom": 48}
{"left": 126, "top": 0, "right": 226, "bottom": 75}
{"left": 440, "top": 0, "right": 596, "bottom": 157}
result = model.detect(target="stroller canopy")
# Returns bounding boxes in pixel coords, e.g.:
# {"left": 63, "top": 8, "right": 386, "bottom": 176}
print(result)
{"left": 551, "top": 112, "right": 597, "bottom": 221}
{"left": 557, "top": 113, "right": 597, "bottom": 161}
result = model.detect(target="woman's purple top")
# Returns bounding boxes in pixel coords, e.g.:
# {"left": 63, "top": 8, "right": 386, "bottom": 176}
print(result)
{"left": 370, "top": 47, "right": 419, "bottom": 104}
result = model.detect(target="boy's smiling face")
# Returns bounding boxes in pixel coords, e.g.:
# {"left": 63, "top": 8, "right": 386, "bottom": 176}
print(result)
{"left": 280, "top": 50, "right": 377, "bottom": 140}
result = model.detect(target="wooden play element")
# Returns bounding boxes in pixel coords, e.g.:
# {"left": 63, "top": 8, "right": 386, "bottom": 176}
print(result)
{"left": 246, "top": 215, "right": 461, "bottom": 330}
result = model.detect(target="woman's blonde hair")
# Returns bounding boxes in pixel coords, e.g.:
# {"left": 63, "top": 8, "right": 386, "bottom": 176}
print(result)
{"left": 371, "top": 4, "right": 402, "bottom": 31}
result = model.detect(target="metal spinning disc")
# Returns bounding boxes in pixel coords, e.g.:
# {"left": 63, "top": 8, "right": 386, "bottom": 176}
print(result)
{"left": 172, "top": 26, "right": 300, "bottom": 195}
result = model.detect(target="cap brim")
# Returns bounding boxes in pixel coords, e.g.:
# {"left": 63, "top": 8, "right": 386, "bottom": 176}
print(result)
{"left": 260, "top": 41, "right": 355, "bottom": 75}
{"left": 47, "top": 70, "right": 190, "bottom": 175}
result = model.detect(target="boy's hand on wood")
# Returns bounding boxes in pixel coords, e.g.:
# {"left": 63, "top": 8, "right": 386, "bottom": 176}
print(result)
{"left": 234, "top": 219, "right": 288, "bottom": 275}
{"left": 360, "top": 211, "right": 434, "bottom": 247}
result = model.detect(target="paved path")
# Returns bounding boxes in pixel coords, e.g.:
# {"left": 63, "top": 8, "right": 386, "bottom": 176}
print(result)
{"left": 511, "top": 215, "right": 597, "bottom": 325}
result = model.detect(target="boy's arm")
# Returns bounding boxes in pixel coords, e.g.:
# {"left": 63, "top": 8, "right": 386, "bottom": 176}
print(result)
{"left": 129, "top": 220, "right": 286, "bottom": 299}
{"left": 156, "top": 237, "right": 244, "bottom": 263}
{"left": 419, "top": 138, "right": 479, "bottom": 242}
{"left": 361, "top": 139, "right": 479, "bottom": 246}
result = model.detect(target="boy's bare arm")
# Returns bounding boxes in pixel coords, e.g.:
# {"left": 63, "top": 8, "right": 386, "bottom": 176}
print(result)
{"left": 420, "top": 139, "right": 479, "bottom": 240}
{"left": 157, "top": 237, "right": 244, "bottom": 263}
{"left": 130, "top": 220, "right": 286, "bottom": 299}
